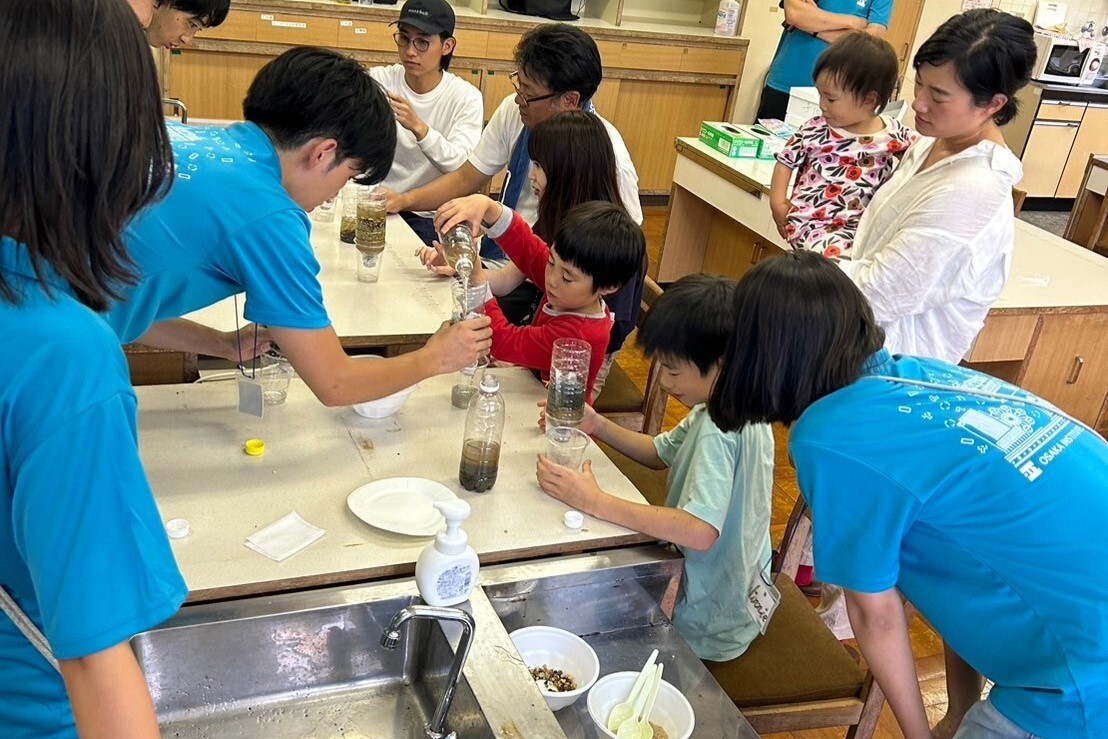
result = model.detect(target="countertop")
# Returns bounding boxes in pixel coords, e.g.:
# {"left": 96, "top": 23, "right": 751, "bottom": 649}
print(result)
{"left": 187, "top": 213, "right": 453, "bottom": 346}
{"left": 1033, "top": 80, "right": 1108, "bottom": 102}
{"left": 674, "top": 136, "right": 1108, "bottom": 312}
{"left": 138, "top": 368, "right": 650, "bottom": 602}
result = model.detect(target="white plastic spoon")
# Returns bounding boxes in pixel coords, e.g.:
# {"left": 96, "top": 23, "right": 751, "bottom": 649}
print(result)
{"left": 615, "top": 680, "right": 650, "bottom": 739}
{"left": 606, "top": 649, "right": 658, "bottom": 732}
{"left": 637, "top": 664, "right": 664, "bottom": 739}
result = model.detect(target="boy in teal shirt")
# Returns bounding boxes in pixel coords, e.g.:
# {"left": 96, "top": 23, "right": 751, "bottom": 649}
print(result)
{"left": 536, "top": 275, "right": 775, "bottom": 660}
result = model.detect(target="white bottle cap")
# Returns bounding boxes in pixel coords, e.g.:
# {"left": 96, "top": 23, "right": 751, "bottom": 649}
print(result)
{"left": 563, "top": 510, "right": 584, "bottom": 530}
{"left": 165, "top": 518, "right": 190, "bottom": 539}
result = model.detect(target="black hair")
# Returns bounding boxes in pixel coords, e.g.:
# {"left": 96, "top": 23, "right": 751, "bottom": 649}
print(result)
{"left": 708, "top": 251, "right": 886, "bottom": 432}
{"left": 243, "top": 47, "right": 395, "bottom": 183}
{"left": 551, "top": 201, "right": 645, "bottom": 292}
{"left": 515, "top": 24, "right": 602, "bottom": 105}
{"left": 913, "top": 8, "right": 1036, "bottom": 125}
{"left": 813, "top": 32, "right": 900, "bottom": 110}
{"left": 528, "top": 110, "right": 620, "bottom": 242}
{"left": 638, "top": 275, "right": 739, "bottom": 376}
{"left": 439, "top": 31, "right": 454, "bottom": 71}
{"left": 160, "top": 0, "right": 230, "bottom": 27}
{"left": 0, "top": 0, "right": 172, "bottom": 311}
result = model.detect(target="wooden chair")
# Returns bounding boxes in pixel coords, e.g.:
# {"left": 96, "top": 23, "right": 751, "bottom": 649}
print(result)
{"left": 593, "top": 277, "right": 669, "bottom": 435}
{"left": 1012, "top": 187, "right": 1027, "bottom": 217}
{"left": 704, "top": 495, "right": 890, "bottom": 737}
{"left": 596, "top": 444, "right": 892, "bottom": 739}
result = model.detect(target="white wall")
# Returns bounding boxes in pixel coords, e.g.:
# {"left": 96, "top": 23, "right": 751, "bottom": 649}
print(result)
{"left": 899, "top": 0, "right": 965, "bottom": 128}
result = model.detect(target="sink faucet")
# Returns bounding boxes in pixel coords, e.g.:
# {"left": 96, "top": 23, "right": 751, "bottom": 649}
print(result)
{"left": 381, "top": 604, "right": 476, "bottom": 739}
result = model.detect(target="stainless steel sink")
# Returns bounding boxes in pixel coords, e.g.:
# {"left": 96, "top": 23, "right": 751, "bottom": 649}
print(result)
{"left": 132, "top": 594, "right": 493, "bottom": 738}
{"left": 133, "top": 546, "right": 758, "bottom": 738}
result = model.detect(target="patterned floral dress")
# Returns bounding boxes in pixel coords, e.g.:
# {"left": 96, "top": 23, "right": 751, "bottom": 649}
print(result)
{"left": 776, "top": 116, "right": 916, "bottom": 260}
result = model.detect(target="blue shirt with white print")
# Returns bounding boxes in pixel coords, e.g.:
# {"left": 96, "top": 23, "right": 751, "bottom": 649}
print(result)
{"left": 104, "top": 122, "right": 329, "bottom": 342}
{"left": 790, "top": 349, "right": 1108, "bottom": 737}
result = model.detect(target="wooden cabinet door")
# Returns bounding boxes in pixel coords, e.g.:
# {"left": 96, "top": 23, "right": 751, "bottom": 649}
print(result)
{"left": 166, "top": 51, "right": 272, "bottom": 121}
{"left": 610, "top": 80, "right": 730, "bottom": 193}
{"left": 1019, "top": 121, "right": 1080, "bottom": 197}
{"left": 1057, "top": 104, "right": 1108, "bottom": 198}
{"left": 883, "top": 0, "right": 925, "bottom": 88}
{"left": 1020, "top": 313, "right": 1108, "bottom": 427}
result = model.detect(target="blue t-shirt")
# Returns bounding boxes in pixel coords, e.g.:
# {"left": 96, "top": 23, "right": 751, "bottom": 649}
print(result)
{"left": 790, "top": 350, "right": 1108, "bottom": 737}
{"left": 653, "top": 405, "right": 775, "bottom": 661}
{"left": 0, "top": 239, "right": 187, "bottom": 737}
{"left": 104, "top": 122, "right": 330, "bottom": 343}
{"left": 765, "top": 0, "right": 893, "bottom": 95}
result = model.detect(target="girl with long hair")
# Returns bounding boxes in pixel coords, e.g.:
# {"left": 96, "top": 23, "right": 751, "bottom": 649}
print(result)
{"left": 1, "top": 0, "right": 187, "bottom": 734}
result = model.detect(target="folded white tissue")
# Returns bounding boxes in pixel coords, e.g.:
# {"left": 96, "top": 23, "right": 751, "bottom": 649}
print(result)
{"left": 245, "top": 512, "right": 326, "bottom": 562}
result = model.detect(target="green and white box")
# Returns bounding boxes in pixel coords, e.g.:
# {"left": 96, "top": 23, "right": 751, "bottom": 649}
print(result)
{"left": 699, "top": 121, "right": 760, "bottom": 158}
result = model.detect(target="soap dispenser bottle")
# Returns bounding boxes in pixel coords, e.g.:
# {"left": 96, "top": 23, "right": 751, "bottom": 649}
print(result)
{"left": 416, "top": 498, "right": 479, "bottom": 606}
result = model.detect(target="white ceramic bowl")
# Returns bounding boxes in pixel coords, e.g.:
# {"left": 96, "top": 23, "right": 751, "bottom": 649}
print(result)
{"left": 587, "top": 671, "right": 695, "bottom": 739}
{"left": 350, "top": 356, "right": 418, "bottom": 418}
{"left": 510, "top": 626, "right": 600, "bottom": 712}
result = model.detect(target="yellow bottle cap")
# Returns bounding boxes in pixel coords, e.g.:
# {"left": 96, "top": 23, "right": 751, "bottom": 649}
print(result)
{"left": 244, "top": 439, "right": 266, "bottom": 456}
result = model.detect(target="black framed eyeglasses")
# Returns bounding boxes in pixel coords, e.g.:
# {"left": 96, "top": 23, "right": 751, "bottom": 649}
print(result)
{"left": 393, "top": 32, "right": 431, "bottom": 52}
{"left": 509, "top": 71, "right": 561, "bottom": 106}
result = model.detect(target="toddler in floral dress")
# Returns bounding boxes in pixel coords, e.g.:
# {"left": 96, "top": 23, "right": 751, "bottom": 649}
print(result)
{"left": 770, "top": 32, "right": 916, "bottom": 261}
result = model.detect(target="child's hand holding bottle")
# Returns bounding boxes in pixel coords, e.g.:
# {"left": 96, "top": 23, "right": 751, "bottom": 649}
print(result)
{"left": 536, "top": 400, "right": 602, "bottom": 435}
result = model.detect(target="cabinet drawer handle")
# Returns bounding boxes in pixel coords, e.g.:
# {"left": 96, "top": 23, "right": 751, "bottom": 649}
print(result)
{"left": 751, "top": 242, "right": 768, "bottom": 264}
{"left": 1035, "top": 121, "right": 1081, "bottom": 127}
{"left": 1066, "top": 356, "right": 1085, "bottom": 385}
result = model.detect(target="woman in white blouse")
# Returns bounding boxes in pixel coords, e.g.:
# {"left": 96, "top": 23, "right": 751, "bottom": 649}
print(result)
{"left": 843, "top": 9, "right": 1037, "bottom": 364}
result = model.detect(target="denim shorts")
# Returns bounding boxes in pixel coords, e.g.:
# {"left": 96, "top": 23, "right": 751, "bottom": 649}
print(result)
{"left": 954, "top": 699, "right": 1039, "bottom": 739}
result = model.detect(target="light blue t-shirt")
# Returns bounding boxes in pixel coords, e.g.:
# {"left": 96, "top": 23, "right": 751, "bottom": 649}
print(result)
{"left": 765, "top": 0, "right": 893, "bottom": 95}
{"left": 653, "top": 405, "right": 775, "bottom": 662}
{"left": 791, "top": 350, "right": 1108, "bottom": 737}
{"left": 104, "top": 122, "right": 330, "bottom": 343}
{"left": 0, "top": 239, "right": 187, "bottom": 737}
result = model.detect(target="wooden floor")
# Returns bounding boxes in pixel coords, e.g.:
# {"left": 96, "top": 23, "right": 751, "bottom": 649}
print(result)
{"left": 610, "top": 207, "right": 949, "bottom": 738}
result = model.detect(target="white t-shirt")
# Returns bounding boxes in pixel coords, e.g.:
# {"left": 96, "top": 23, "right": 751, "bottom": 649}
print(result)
{"left": 842, "top": 137, "right": 1023, "bottom": 363}
{"left": 468, "top": 94, "right": 643, "bottom": 226}
{"left": 369, "top": 64, "right": 483, "bottom": 217}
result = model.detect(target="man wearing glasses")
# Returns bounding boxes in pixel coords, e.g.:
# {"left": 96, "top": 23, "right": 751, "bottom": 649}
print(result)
{"left": 370, "top": 0, "right": 483, "bottom": 246}
{"left": 386, "top": 23, "right": 642, "bottom": 321}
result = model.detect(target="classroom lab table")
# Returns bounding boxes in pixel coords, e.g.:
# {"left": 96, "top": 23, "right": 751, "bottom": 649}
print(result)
{"left": 186, "top": 213, "right": 454, "bottom": 352}
{"left": 137, "top": 368, "right": 650, "bottom": 603}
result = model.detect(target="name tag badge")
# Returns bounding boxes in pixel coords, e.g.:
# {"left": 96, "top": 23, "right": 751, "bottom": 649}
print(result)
{"left": 746, "top": 575, "right": 781, "bottom": 635}
{"left": 238, "top": 377, "right": 265, "bottom": 418}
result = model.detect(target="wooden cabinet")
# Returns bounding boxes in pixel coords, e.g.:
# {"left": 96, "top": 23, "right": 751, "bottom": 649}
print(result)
{"left": 1036, "top": 99, "right": 1086, "bottom": 122}
{"left": 1019, "top": 313, "right": 1108, "bottom": 427}
{"left": 1057, "top": 104, "right": 1108, "bottom": 198}
{"left": 167, "top": 3, "right": 746, "bottom": 196}
{"left": 611, "top": 80, "right": 731, "bottom": 191}
{"left": 1019, "top": 120, "right": 1081, "bottom": 197}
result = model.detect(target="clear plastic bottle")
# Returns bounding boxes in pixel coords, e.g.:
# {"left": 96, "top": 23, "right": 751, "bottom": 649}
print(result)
{"left": 440, "top": 224, "right": 476, "bottom": 275}
{"left": 715, "top": 0, "right": 740, "bottom": 36}
{"left": 459, "top": 374, "right": 504, "bottom": 493}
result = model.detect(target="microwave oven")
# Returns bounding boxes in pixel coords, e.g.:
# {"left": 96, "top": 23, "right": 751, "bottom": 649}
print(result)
{"left": 1032, "top": 32, "right": 1104, "bottom": 85}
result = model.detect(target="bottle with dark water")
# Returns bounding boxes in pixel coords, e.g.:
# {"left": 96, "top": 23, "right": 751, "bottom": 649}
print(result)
{"left": 459, "top": 374, "right": 504, "bottom": 492}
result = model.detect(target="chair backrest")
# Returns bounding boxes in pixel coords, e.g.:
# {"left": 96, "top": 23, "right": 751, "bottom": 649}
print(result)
{"left": 639, "top": 277, "right": 670, "bottom": 436}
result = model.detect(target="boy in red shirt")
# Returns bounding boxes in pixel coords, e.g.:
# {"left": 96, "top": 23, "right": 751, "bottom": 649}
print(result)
{"left": 435, "top": 195, "right": 645, "bottom": 397}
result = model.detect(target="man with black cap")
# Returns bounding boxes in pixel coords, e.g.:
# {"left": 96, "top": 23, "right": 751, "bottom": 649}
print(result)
{"left": 370, "top": 0, "right": 483, "bottom": 245}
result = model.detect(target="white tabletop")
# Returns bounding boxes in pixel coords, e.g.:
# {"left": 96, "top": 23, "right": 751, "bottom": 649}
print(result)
{"left": 186, "top": 213, "right": 455, "bottom": 346}
{"left": 137, "top": 368, "right": 649, "bottom": 601}
{"left": 677, "top": 136, "right": 776, "bottom": 193}
{"left": 674, "top": 137, "right": 1108, "bottom": 312}
{"left": 997, "top": 220, "right": 1108, "bottom": 310}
